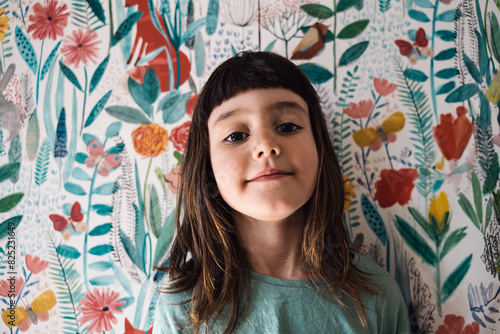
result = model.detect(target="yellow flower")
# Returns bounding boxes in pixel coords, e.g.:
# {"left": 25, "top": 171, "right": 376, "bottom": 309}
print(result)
{"left": 132, "top": 123, "right": 169, "bottom": 157}
{"left": 428, "top": 191, "right": 450, "bottom": 231}
{"left": 343, "top": 175, "right": 355, "bottom": 212}
{"left": 0, "top": 8, "right": 9, "bottom": 42}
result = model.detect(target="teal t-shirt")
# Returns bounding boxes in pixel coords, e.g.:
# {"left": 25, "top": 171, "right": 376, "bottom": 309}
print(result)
{"left": 153, "top": 253, "right": 410, "bottom": 333}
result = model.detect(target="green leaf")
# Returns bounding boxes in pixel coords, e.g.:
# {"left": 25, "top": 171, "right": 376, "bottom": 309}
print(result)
{"left": 472, "top": 172, "right": 483, "bottom": 225}
{"left": 15, "top": 26, "right": 37, "bottom": 74}
{"left": 59, "top": 60, "right": 82, "bottom": 91}
{"left": 149, "top": 185, "right": 162, "bottom": 239}
{"left": 337, "top": 19, "right": 369, "bottom": 39}
{"left": 445, "top": 84, "right": 479, "bottom": 103}
{"left": 109, "top": 258, "right": 134, "bottom": 296}
{"left": 338, "top": 41, "right": 369, "bottom": 67}
{"left": 40, "top": 41, "right": 61, "bottom": 81}
{"left": 0, "top": 162, "right": 20, "bottom": 183}
{"left": 264, "top": 39, "right": 277, "bottom": 52}
{"left": 182, "top": 17, "right": 207, "bottom": 44}
{"left": 0, "top": 216, "right": 22, "bottom": 239}
{"left": 105, "top": 122, "right": 122, "bottom": 139}
{"left": 483, "top": 153, "right": 500, "bottom": 195}
{"left": 90, "top": 275, "right": 116, "bottom": 286}
{"left": 119, "top": 228, "right": 145, "bottom": 273}
{"left": 89, "top": 223, "right": 112, "bottom": 236}
{"left": 441, "top": 254, "right": 472, "bottom": 303}
{"left": 404, "top": 68, "right": 428, "bottom": 82}
{"left": 89, "top": 261, "right": 112, "bottom": 271}
{"left": 87, "top": 0, "right": 106, "bottom": 23}
{"left": 458, "top": 193, "right": 480, "bottom": 230}
{"left": 297, "top": 63, "right": 333, "bottom": 84}
{"left": 84, "top": 90, "right": 113, "bottom": 128}
{"left": 112, "top": 11, "right": 142, "bottom": 46}
{"left": 128, "top": 77, "right": 153, "bottom": 116}
{"left": 394, "top": 215, "right": 437, "bottom": 266}
{"left": 434, "top": 48, "right": 456, "bottom": 61}
{"left": 89, "top": 55, "right": 110, "bottom": 93}
{"left": 94, "top": 182, "right": 118, "bottom": 195}
{"left": 436, "top": 9, "right": 457, "bottom": 22}
{"left": 408, "top": 9, "right": 430, "bottom": 22}
{"left": 336, "top": 0, "right": 358, "bottom": 13}
{"left": 89, "top": 244, "right": 113, "bottom": 255}
{"left": 414, "top": 0, "right": 433, "bottom": 8}
{"left": 143, "top": 68, "right": 161, "bottom": 104}
{"left": 72, "top": 167, "right": 92, "bottom": 181}
{"left": 0, "top": 193, "right": 24, "bottom": 213}
{"left": 436, "top": 30, "right": 456, "bottom": 42}
{"left": 64, "top": 182, "right": 87, "bottom": 196}
{"left": 160, "top": 91, "right": 190, "bottom": 124}
{"left": 436, "top": 82, "right": 455, "bottom": 95}
{"left": 485, "top": 197, "right": 493, "bottom": 234}
{"left": 105, "top": 106, "right": 151, "bottom": 124}
{"left": 435, "top": 68, "right": 459, "bottom": 79}
{"left": 92, "top": 204, "right": 113, "bottom": 216}
{"left": 408, "top": 207, "right": 435, "bottom": 241}
{"left": 440, "top": 227, "right": 467, "bottom": 259}
{"left": 153, "top": 209, "right": 176, "bottom": 266}
{"left": 451, "top": 163, "right": 473, "bottom": 175}
{"left": 301, "top": 3, "right": 334, "bottom": 18}
{"left": 490, "top": 13, "right": 500, "bottom": 63}
{"left": 463, "top": 52, "right": 482, "bottom": 84}
{"left": 57, "top": 245, "right": 81, "bottom": 259}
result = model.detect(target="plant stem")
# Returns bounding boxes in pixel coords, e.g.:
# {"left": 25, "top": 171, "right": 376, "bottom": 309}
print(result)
{"left": 143, "top": 157, "right": 153, "bottom": 232}
{"left": 436, "top": 241, "right": 442, "bottom": 316}
{"left": 35, "top": 40, "right": 45, "bottom": 105}
{"left": 80, "top": 68, "right": 88, "bottom": 135}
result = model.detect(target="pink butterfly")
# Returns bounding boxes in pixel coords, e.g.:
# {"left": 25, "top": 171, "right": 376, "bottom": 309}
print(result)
{"left": 84, "top": 140, "right": 122, "bottom": 177}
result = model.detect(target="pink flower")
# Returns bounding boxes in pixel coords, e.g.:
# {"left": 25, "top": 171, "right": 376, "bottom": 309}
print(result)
{"left": 61, "top": 29, "right": 101, "bottom": 68}
{"left": 78, "top": 288, "right": 125, "bottom": 333}
{"left": 27, "top": 0, "right": 69, "bottom": 40}
{"left": 373, "top": 78, "right": 397, "bottom": 96}
{"left": 25, "top": 254, "right": 49, "bottom": 274}
{"left": 0, "top": 277, "right": 24, "bottom": 298}
{"left": 344, "top": 100, "right": 373, "bottom": 119}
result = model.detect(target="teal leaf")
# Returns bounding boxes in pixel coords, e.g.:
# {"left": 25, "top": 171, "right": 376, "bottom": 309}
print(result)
{"left": 0, "top": 162, "right": 20, "bottom": 183}
{"left": 84, "top": 90, "right": 113, "bottom": 128}
{"left": 206, "top": 0, "right": 219, "bottom": 36}
{"left": 106, "top": 143, "right": 124, "bottom": 154}
{"left": 90, "top": 275, "right": 116, "bottom": 286}
{"left": 89, "top": 223, "right": 112, "bottom": 236}
{"left": 59, "top": 60, "right": 82, "bottom": 91}
{"left": 485, "top": 198, "right": 493, "bottom": 234}
{"left": 408, "top": 9, "right": 430, "bottom": 22}
{"left": 117, "top": 296, "right": 135, "bottom": 310}
{"left": 40, "top": 41, "right": 61, "bottom": 81}
{"left": 149, "top": 185, "right": 162, "bottom": 239}
{"left": 445, "top": 84, "right": 479, "bottom": 102}
{"left": 298, "top": 63, "right": 333, "bottom": 84}
{"left": 404, "top": 68, "right": 428, "bottom": 82}
{"left": 89, "top": 55, "right": 110, "bottom": 93}
{"left": 337, "top": 19, "right": 369, "bottom": 39}
{"left": 160, "top": 91, "right": 190, "bottom": 124}
{"left": 441, "top": 254, "right": 472, "bottom": 303}
{"left": 472, "top": 171, "right": 483, "bottom": 224}
{"left": 360, "top": 194, "right": 387, "bottom": 245}
{"left": 83, "top": 134, "right": 100, "bottom": 146}
{"left": 15, "top": 27, "right": 37, "bottom": 74}
{"left": 451, "top": 163, "right": 473, "bottom": 174}
{"left": 128, "top": 77, "right": 153, "bottom": 116}
{"left": 479, "top": 91, "right": 491, "bottom": 132}
{"left": 435, "top": 68, "right": 459, "bottom": 79}
{"left": 484, "top": 153, "right": 500, "bottom": 195}
{"left": 89, "top": 244, "right": 114, "bottom": 255}
{"left": 106, "top": 122, "right": 122, "bottom": 139}
{"left": 56, "top": 245, "right": 81, "bottom": 259}
{"left": 64, "top": 182, "right": 87, "bottom": 196}
{"left": 143, "top": 68, "right": 161, "bottom": 104}
{"left": 153, "top": 209, "right": 176, "bottom": 266}
{"left": 463, "top": 52, "right": 482, "bottom": 84}
{"left": 436, "top": 9, "right": 457, "bottom": 22}
{"left": 182, "top": 17, "right": 207, "bottom": 44}
{"left": 105, "top": 106, "right": 151, "bottom": 124}
{"left": 301, "top": 3, "right": 334, "bottom": 18}
{"left": 0, "top": 216, "right": 22, "bottom": 239}
{"left": 0, "top": 193, "right": 24, "bottom": 213}
{"left": 336, "top": 0, "right": 357, "bottom": 13}
{"left": 94, "top": 182, "right": 118, "bottom": 195}
{"left": 338, "top": 41, "right": 369, "bottom": 67}
{"left": 437, "top": 82, "right": 456, "bottom": 95}
{"left": 414, "top": 0, "right": 433, "bottom": 8}
{"left": 89, "top": 261, "right": 113, "bottom": 271}
{"left": 476, "top": 30, "right": 488, "bottom": 78}
{"left": 87, "top": 0, "right": 106, "bottom": 23}
{"left": 490, "top": 13, "right": 500, "bottom": 63}
{"left": 264, "top": 39, "right": 277, "bottom": 52}
{"left": 434, "top": 48, "right": 456, "bottom": 61}
{"left": 75, "top": 153, "right": 88, "bottom": 164}
{"left": 136, "top": 47, "right": 166, "bottom": 66}
{"left": 92, "top": 204, "right": 113, "bottom": 216}
{"left": 436, "top": 30, "right": 456, "bottom": 42}
{"left": 440, "top": 227, "right": 467, "bottom": 259}
{"left": 72, "top": 167, "right": 92, "bottom": 181}
{"left": 408, "top": 207, "right": 436, "bottom": 241}
{"left": 195, "top": 31, "right": 206, "bottom": 76}
{"left": 110, "top": 259, "right": 134, "bottom": 296}
{"left": 119, "top": 228, "right": 145, "bottom": 273}
{"left": 394, "top": 215, "right": 437, "bottom": 266}
{"left": 112, "top": 11, "right": 142, "bottom": 46}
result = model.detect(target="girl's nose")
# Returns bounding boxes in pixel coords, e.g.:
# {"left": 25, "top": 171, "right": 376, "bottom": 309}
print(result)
{"left": 252, "top": 131, "right": 281, "bottom": 159}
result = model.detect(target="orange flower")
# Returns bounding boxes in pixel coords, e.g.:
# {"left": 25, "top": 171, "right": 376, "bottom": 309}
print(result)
{"left": 0, "top": 8, "right": 9, "bottom": 42}
{"left": 433, "top": 106, "right": 473, "bottom": 160}
{"left": 435, "top": 314, "right": 479, "bottom": 334}
{"left": 26, "top": 254, "right": 49, "bottom": 274}
{"left": 373, "top": 78, "right": 397, "bottom": 96}
{"left": 343, "top": 175, "right": 354, "bottom": 212}
{"left": 132, "top": 123, "right": 168, "bottom": 157}
{"left": 344, "top": 100, "right": 373, "bottom": 119}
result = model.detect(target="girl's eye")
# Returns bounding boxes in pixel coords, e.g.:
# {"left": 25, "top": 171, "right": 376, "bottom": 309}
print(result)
{"left": 276, "top": 122, "right": 302, "bottom": 133}
{"left": 224, "top": 132, "right": 248, "bottom": 143}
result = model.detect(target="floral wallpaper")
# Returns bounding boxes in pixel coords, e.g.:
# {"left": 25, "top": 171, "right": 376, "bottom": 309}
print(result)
{"left": 0, "top": 0, "right": 499, "bottom": 333}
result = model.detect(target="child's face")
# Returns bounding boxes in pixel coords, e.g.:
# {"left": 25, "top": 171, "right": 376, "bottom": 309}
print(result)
{"left": 207, "top": 88, "right": 319, "bottom": 223}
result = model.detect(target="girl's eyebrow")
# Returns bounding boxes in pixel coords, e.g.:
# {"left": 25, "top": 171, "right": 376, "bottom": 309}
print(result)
{"left": 213, "top": 101, "right": 307, "bottom": 127}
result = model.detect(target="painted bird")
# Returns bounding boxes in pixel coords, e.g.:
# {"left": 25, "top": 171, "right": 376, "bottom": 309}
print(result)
{"left": 291, "top": 23, "right": 329, "bottom": 60}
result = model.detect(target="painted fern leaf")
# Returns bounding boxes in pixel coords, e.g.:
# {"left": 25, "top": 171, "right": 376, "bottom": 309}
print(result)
{"left": 474, "top": 119, "right": 495, "bottom": 179}
{"left": 34, "top": 138, "right": 51, "bottom": 186}
{"left": 54, "top": 108, "right": 68, "bottom": 158}
{"left": 19, "top": 72, "right": 35, "bottom": 123}
{"left": 45, "top": 231, "right": 86, "bottom": 334}
{"left": 379, "top": 0, "right": 391, "bottom": 13}
{"left": 392, "top": 56, "right": 434, "bottom": 198}
{"left": 110, "top": 148, "right": 142, "bottom": 284}
{"left": 8, "top": 135, "right": 21, "bottom": 183}
{"left": 70, "top": 0, "right": 103, "bottom": 30}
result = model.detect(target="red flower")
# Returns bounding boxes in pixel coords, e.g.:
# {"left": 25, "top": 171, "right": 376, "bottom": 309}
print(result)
{"left": 374, "top": 168, "right": 418, "bottom": 208}
{"left": 26, "top": 254, "right": 49, "bottom": 274}
{"left": 185, "top": 94, "right": 198, "bottom": 118}
{"left": 60, "top": 29, "right": 101, "bottom": 68}
{"left": 433, "top": 106, "right": 473, "bottom": 160}
{"left": 169, "top": 121, "right": 191, "bottom": 152}
{"left": 435, "top": 314, "right": 479, "bottom": 334}
{"left": 0, "top": 277, "right": 23, "bottom": 298}
{"left": 78, "top": 288, "right": 125, "bottom": 333}
{"left": 27, "top": 0, "right": 69, "bottom": 40}
{"left": 374, "top": 78, "right": 397, "bottom": 96}
{"left": 344, "top": 100, "right": 373, "bottom": 119}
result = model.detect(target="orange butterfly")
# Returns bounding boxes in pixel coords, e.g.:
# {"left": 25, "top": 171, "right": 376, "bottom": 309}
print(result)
{"left": 2, "top": 290, "right": 57, "bottom": 332}
{"left": 49, "top": 202, "right": 87, "bottom": 240}
{"left": 352, "top": 111, "right": 405, "bottom": 151}
{"left": 85, "top": 139, "right": 122, "bottom": 177}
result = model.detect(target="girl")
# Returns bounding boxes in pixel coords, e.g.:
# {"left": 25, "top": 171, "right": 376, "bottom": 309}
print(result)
{"left": 153, "top": 51, "right": 410, "bottom": 333}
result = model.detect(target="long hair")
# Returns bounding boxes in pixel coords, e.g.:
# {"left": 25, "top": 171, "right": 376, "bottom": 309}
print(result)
{"left": 164, "top": 51, "right": 379, "bottom": 333}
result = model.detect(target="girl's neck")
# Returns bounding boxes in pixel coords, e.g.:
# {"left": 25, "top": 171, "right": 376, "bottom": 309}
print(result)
{"left": 234, "top": 208, "right": 310, "bottom": 280}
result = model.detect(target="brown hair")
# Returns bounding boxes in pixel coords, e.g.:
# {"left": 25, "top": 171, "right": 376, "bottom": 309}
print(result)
{"left": 163, "top": 51, "right": 378, "bottom": 333}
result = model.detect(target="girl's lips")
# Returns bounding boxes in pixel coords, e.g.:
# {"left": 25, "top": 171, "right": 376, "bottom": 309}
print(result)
{"left": 250, "top": 173, "right": 291, "bottom": 182}
{"left": 248, "top": 169, "right": 292, "bottom": 182}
